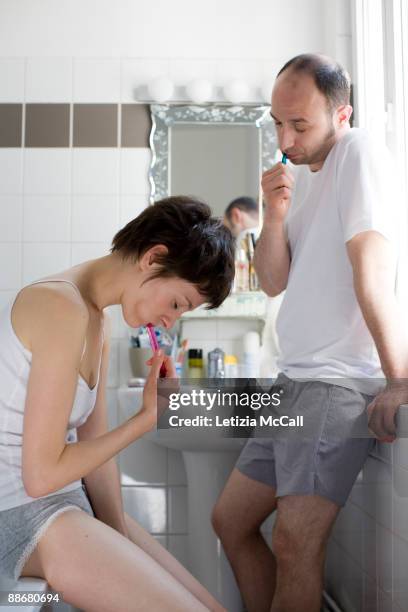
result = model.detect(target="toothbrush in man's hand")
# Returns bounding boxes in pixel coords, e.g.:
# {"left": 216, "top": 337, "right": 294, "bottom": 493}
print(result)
{"left": 146, "top": 323, "right": 167, "bottom": 377}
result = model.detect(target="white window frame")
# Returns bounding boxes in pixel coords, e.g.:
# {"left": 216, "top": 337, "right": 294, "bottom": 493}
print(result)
{"left": 351, "top": 0, "right": 408, "bottom": 299}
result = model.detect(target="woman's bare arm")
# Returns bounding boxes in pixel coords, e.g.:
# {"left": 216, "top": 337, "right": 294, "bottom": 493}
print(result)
{"left": 76, "top": 314, "right": 128, "bottom": 535}
{"left": 21, "top": 289, "right": 157, "bottom": 498}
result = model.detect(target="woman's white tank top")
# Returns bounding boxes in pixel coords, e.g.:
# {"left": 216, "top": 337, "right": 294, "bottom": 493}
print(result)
{"left": 0, "top": 279, "right": 101, "bottom": 511}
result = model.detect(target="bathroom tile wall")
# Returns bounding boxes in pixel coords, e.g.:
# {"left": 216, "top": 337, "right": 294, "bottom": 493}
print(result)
{"left": 326, "top": 443, "right": 408, "bottom": 611}
{"left": 0, "top": 0, "right": 354, "bottom": 579}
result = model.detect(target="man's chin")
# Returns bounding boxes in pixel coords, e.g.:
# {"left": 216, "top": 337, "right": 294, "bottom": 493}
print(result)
{"left": 287, "top": 155, "right": 305, "bottom": 165}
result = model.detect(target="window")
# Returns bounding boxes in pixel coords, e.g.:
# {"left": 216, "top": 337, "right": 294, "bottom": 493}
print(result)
{"left": 352, "top": 0, "right": 408, "bottom": 297}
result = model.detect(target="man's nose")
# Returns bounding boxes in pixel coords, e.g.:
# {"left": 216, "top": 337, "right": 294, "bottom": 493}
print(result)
{"left": 279, "top": 126, "right": 295, "bottom": 152}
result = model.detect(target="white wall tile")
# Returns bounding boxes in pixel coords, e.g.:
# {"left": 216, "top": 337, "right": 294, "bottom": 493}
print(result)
{"left": 119, "top": 337, "right": 133, "bottom": 385}
{"left": 121, "top": 58, "right": 170, "bottom": 103}
{"left": 71, "top": 195, "right": 119, "bottom": 242}
{"left": 120, "top": 148, "right": 151, "bottom": 195}
{"left": 106, "top": 388, "right": 119, "bottom": 430}
{"left": 0, "top": 291, "right": 16, "bottom": 311}
{"left": 122, "top": 486, "right": 167, "bottom": 533}
{"left": 23, "top": 195, "right": 70, "bottom": 242}
{"left": 378, "top": 587, "right": 393, "bottom": 612}
{"left": 362, "top": 513, "right": 376, "bottom": 581}
{"left": 0, "top": 150, "right": 23, "bottom": 194}
{"left": 107, "top": 338, "right": 119, "bottom": 388}
{"left": 260, "top": 511, "right": 276, "bottom": 535}
{"left": 119, "top": 438, "right": 167, "bottom": 486}
{"left": 168, "top": 59, "right": 216, "bottom": 86}
{"left": 215, "top": 318, "right": 260, "bottom": 341}
{"left": 330, "top": 545, "right": 364, "bottom": 612}
{"left": 393, "top": 467, "right": 408, "bottom": 543}
{"left": 370, "top": 439, "right": 392, "bottom": 464}
{"left": 105, "top": 304, "right": 127, "bottom": 339}
{"left": 119, "top": 195, "right": 148, "bottom": 226}
{"left": 24, "top": 149, "right": 71, "bottom": 195}
{"left": 73, "top": 58, "right": 120, "bottom": 102}
{"left": 72, "top": 149, "right": 119, "bottom": 195}
{"left": 393, "top": 534, "right": 408, "bottom": 611}
{"left": 362, "top": 457, "right": 392, "bottom": 527}
{"left": 0, "top": 196, "right": 22, "bottom": 241}
{"left": 393, "top": 438, "right": 408, "bottom": 471}
{"left": 26, "top": 57, "right": 73, "bottom": 102}
{"left": 168, "top": 486, "right": 188, "bottom": 534}
{"left": 325, "top": 539, "right": 341, "bottom": 595}
{"left": 0, "top": 243, "right": 21, "bottom": 289}
{"left": 180, "top": 319, "right": 217, "bottom": 341}
{"left": 70, "top": 242, "right": 111, "bottom": 266}
{"left": 377, "top": 524, "right": 393, "bottom": 596}
{"left": 168, "top": 535, "right": 189, "bottom": 569}
{"left": 22, "top": 242, "right": 70, "bottom": 285}
{"left": 167, "top": 449, "right": 187, "bottom": 486}
{"left": 363, "top": 571, "right": 377, "bottom": 612}
{"left": 332, "top": 502, "right": 364, "bottom": 567}
{"left": 153, "top": 535, "right": 168, "bottom": 549}
{"left": 0, "top": 58, "right": 25, "bottom": 102}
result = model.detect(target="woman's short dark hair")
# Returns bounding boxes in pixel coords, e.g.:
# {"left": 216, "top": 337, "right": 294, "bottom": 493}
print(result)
{"left": 111, "top": 196, "right": 235, "bottom": 309}
{"left": 277, "top": 53, "right": 351, "bottom": 111}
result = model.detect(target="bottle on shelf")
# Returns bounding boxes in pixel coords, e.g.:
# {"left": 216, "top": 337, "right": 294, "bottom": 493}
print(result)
{"left": 234, "top": 244, "right": 250, "bottom": 292}
{"left": 187, "top": 349, "right": 204, "bottom": 378}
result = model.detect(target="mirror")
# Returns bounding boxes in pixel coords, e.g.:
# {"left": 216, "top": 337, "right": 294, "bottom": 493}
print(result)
{"left": 149, "top": 104, "right": 277, "bottom": 226}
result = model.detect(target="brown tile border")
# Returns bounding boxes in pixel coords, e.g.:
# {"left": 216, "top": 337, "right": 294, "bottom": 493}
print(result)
{"left": 0, "top": 104, "right": 23, "bottom": 147}
{"left": 25, "top": 104, "right": 70, "bottom": 147}
{"left": 74, "top": 104, "right": 118, "bottom": 147}
{"left": 0, "top": 103, "right": 152, "bottom": 148}
{"left": 121, "top": 104, "right": 151, "bottom": 147}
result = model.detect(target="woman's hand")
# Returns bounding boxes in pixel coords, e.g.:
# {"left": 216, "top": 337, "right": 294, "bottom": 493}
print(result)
{"left": 145, "top": 352, "right": 177, "bottom": 378}
{"left": 135, "top": 350, "right": 166, "bottom": 432}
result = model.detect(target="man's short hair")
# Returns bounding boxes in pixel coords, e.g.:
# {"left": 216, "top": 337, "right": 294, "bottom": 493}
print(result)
{"left": 277, "top": 53, "right": 351, "bottom": 111}
{"left": 225, "top": 196, "right": 259, "bottom": 221}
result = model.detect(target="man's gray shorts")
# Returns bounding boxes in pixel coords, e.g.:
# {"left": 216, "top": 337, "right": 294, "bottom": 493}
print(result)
{"left": 235, "top": 373, "right": 376, "bottom": 507}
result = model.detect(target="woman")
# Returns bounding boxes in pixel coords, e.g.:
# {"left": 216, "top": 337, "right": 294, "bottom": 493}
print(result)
{"left": 0, "top": 196, "right": 235, "bottom": 612}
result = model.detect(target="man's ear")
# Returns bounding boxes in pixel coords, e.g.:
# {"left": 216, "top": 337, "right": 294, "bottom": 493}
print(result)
{"left": 337, "top": 104, "right": 353, "bottom": 126}
{"left": 230, "top": 208, "right": 242, "bottom": 225}
{"left": 139, "top": 244, "right": 168, "bottom": 271}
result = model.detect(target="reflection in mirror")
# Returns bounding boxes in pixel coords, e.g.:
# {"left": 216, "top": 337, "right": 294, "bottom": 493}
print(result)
{"left": 149, "top": 104, "right": 277, "bottom": 230}
{"left": 171, "top": 124, "right": 260, "bottom": 218}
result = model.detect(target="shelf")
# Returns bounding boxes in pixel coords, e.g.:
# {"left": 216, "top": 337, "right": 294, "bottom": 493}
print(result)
{"left": 181, "top": 291, "right": 267, "bottom": 320}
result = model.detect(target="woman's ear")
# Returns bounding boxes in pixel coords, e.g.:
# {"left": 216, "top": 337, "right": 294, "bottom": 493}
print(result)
{"left": 139, "top": 244, "right": 169, "bottom": 271}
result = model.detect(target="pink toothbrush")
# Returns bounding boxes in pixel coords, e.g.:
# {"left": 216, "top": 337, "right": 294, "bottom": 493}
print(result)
{"left": 146, "top": 323, "right": 167, "bottom": 378}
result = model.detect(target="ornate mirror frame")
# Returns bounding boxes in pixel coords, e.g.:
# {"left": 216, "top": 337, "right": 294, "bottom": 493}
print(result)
{"left": 148, "top": 104, "right": 277, "bottom": 224}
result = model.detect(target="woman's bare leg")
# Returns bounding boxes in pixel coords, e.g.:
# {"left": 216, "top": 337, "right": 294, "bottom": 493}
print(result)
{"left": 20, "top": 509, "right": 211, "bottom": 612}
{"left": 123, "top": 512, "right": 224, "bottom": 611}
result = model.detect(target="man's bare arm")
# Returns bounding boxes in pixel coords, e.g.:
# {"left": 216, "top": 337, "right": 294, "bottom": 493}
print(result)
{"left": 254, "top": 162, "right": 294, "bottom": 296}
{"left": 347, "top": 230, "right": 408, "bottom": 439}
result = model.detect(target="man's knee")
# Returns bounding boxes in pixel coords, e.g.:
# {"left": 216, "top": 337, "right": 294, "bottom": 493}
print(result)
{"left": 211, "top": 498, "right": 259, "bottom": 544}
{"left": 211, "top": 500, "right": 235, "bottom": 539}
{"left": 272, "top": 496, "right": 338, "bottom": 564}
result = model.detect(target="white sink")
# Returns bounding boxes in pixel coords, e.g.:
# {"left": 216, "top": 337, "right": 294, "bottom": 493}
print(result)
{"left": 117, "top": 386, "right": 245, "bottom": 611}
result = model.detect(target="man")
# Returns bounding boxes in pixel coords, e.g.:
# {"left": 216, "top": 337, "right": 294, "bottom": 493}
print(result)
{"left": 223, "top": 196, "right": 259, "bottom": 238}
{"left": 212, "top": 54, "right": 408, "bottom": 612}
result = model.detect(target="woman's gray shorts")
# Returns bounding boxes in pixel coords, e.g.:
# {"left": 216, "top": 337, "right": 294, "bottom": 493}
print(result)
{"left": 0, "top": 486, "right": 94, "bottom": 580}
{"left": 236, "top": 373, "right": 376, "bottom": 507}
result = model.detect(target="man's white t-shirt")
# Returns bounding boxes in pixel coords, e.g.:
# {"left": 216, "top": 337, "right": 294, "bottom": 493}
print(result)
{"left": 276, "top": 128, "right": 400, "bottom": 392}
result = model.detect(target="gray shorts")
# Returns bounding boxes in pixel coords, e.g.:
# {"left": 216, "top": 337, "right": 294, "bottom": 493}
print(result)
{"left": 236, "top": 373, "right": 376, "bottom": 507}
{"left": 0, "top": 487, "right": 94, "bottom": 580}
